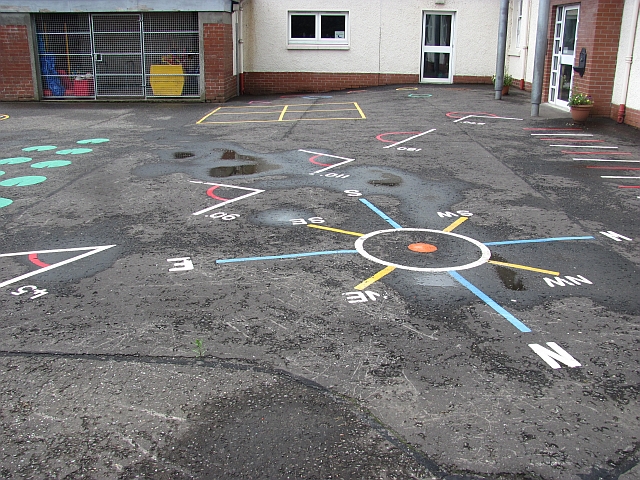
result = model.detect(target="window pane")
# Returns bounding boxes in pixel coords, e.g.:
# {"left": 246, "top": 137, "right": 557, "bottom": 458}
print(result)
{"left": 291, "top": 15, "right": 315, "bottom": 39}
{"left": 320, "top": 15, "right": 345, "bottom": 39}
{"left": 424, "top": 15, "right": 451, "bottom": 47}
{"left": 423, "top": 52, "right": 450, "bottom": 78}
{"left": 559, "top": 64, "right": 572, "bottom": 101}
{"left": 562, "top": 9, "right": 578, "bottom": 55}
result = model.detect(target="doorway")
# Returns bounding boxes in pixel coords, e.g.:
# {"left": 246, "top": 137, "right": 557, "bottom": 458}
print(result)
{"left": 549, "top": 5, "right": 579, "bottom": 107}
{"left": 421, "top": 12, "right": 454, "bottom": 84}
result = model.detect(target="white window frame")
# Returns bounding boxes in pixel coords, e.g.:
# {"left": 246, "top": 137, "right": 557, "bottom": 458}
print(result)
{"left": 287, "top": 11, "right": 349, "bottom": 50}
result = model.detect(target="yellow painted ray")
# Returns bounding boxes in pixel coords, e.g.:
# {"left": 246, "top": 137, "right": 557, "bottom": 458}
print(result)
{"left": 488, "top": 260, "right": 559, "bottom": 276}
{"left": 442, "top": 216, "right": 467, "bottom": 232}
{"left": 307, "top": 224, "right": 364, "bottom": 237}
{"left": 355, "top": 266, "right": 396, "bottom": 290}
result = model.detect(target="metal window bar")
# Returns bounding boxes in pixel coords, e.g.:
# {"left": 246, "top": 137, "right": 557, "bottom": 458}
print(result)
{"left": 35, "top": 11, "right": 200, "bottom": 100}
{"left": 36, "top": 13, "right": 95, "bottom": 99}
{"left": 143, "top": 13, "right": 200, "bottom": 98}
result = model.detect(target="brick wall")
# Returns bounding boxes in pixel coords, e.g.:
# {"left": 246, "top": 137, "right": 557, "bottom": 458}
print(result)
{"left": 0, "top": 24, "right": 34, "bottom": 101}
{"left": 243, "top": 72, "right": 491, "bottom": 95}
{"left": 202, "top": 22, "right": 236, "bottom": 102}
{"left": 610, "top": 103, "right": 640, "bottom": 129}
{"left": 544, "top": 0, "right": 624, "bottom": 117}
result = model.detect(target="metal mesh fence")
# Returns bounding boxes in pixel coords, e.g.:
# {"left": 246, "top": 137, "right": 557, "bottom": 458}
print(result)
{"left": 35, "top": 12, "right": 200, "bottom": 99}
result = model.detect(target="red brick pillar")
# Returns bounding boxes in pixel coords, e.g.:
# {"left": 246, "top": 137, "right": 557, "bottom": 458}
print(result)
{"left": 544, "top": 0, "right": 624, "bottom": 116}
{"left": 0, "top": 14, "right": 36, "bottom": 101}
{"left": 571, "top": 0, "right": 624, "bottom": 117}
{"left": 201, "top": 12, "right": 236, "bottom": 102}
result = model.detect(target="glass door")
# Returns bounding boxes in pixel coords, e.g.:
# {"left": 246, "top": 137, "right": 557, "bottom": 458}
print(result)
{"left": 421, "top": 13, "right": 454, "bottom": 84}
{"left": 549, "top": 5, "right": 579, "bottom": 107}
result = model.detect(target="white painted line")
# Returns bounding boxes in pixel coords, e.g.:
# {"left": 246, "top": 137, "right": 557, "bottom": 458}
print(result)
{"left": 298, "top": 149, "right": 356, "bottom": 175}
{"left": 531, "top": 133, "right": 593, "bottom": 136}
{"left": 0, "top": 245, "right": 116, "bottom": 289}
{"left": 190, "top": 182, "right": 265, "bottom": 216}
{"left": 189, "top": 180, "right": 264, "bottom": 191}
{"left": 453, "top": 115, "right": 523, "bottom": 123}
{"left": 549, "top": 145, "right": 618, "bottom": 148}
{"left": 382, "top": 129, "right": 436, "bottom": 148}
{"left": 572, "top": 158, "right": 640, "bottom": 162}
{"left": 601, "top": 176, "right": 640, "bottom": 179}
{"left": 298, "top": 149, "right": 354, "bottom": 162}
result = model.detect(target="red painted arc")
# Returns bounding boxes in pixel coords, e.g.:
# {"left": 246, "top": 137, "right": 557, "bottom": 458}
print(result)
{"left": 375, "top": 132, "right": 420, "bottom": 143}
{"left": 28, "top": 253, "right": 50, "bottom": 268}
{"left": 308, "top": 154, "right": 332, "bottom": 167}
{"left": 618, "top": 185, "right": 640, "bottom": 188}
{"left": 207, "top": 185, "right": 229, "bottom": 201}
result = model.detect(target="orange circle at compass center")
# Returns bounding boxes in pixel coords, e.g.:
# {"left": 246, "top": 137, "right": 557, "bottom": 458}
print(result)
{"left": 408, "top": 242, "right": 438, "bottom": 253}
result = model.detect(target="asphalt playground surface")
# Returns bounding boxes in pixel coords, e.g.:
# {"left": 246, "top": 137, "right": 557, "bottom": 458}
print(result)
{"left": 0, "top": 85, "right": 639, "bottom": 479}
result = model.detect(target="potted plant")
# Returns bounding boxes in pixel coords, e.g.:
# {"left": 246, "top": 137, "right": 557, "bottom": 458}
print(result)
{"left": 568, "top": 91, "right": 594, "bottom": 122}
{"left": 492, "top": 73, "right": 514, "bottom": 95}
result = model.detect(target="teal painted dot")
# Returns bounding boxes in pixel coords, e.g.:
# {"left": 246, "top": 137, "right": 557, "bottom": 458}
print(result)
{"left": 22, "top": 145, "right": 57, "bottom": 152}
{"left": 55, "top": 148, "right": 93, "bottom": 155}
{"left": 31, "top": 160, "right": 72, "bottom": 169}
{"left": 0, "top": 157, "right": 32, "bottom": 165}
{"left": 0, "top": 171, "right": 4, "bottom": 176}
{"left": 77, "top": 138, "right": 109, "bottom": 144}
{"left": 0, "top": 176, "right": 47, "bottom": 186}
{"left": 0, "top": 197, "right": 13, "bottom": 208}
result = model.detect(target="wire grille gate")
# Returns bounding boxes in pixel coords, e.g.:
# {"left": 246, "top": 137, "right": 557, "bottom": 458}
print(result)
{"left": 35, "top": 12, "right": 200, "bottom": 99}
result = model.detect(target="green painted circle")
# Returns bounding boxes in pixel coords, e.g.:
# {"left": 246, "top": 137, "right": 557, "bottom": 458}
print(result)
{"left": 0, "top": 157, "right": 32, "bottom": 165}
{"left": 23, "top": 145, "right": 57, "bottom": 152}
{"left": 56, "top": 148, "right": 93, "bottom": 155}
{"left": 77, "top": 138, "right": 109, "bottom": 144}
{"left": 0, "top": 197, "right": 13, "bottom": 208}
{"left": 0, "top": 176, "right": 47, "bottom": 186}
{"left": 31, "top": 160, "right": 72, "bottom": 169}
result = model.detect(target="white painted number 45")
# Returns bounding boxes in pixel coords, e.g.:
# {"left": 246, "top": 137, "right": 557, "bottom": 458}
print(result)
{"left": 11, "top": 285, "right": 48, "bottom": 299}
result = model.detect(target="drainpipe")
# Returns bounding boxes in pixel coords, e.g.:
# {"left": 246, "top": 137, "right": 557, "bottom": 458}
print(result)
{"left": 495, "top": 0, "right": 510, "bottom": 100}
{"left": 617, "top": 0, "right": 640, "bottom": 123}
{"left": 520, "top": 0, "right": 532, "bottom": 90}
{"left": 238, "top": 0, "right": 245, "bottom": 95}
{"left": 531, "top": 0, "right": 550, "bottom": 116}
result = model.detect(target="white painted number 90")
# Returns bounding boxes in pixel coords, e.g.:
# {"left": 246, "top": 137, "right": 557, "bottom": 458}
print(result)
{"left": 209, "top": 212, "right": 240, "bottom": 221}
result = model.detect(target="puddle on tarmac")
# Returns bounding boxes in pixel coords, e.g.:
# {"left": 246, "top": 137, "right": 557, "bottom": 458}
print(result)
{"left": 490, "top": 253, "right": 526, "bottom": 291}
{"left": 209, "top": 150, "right": 278, "bottom": 177}
{"left": 368, "top": 172, "right": 403, "bottom": 187}
{"left": 174, "top": 151, "right": 195, "bottom": 159}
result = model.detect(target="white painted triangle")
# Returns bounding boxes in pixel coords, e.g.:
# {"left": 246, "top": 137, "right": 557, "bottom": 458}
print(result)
{"left": 0, "top": 245, "right": 116, "bottom": 288}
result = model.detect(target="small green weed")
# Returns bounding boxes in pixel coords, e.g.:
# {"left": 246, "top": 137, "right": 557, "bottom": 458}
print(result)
{"left": 193, "top": 339, "right": 205, "bottom": 358}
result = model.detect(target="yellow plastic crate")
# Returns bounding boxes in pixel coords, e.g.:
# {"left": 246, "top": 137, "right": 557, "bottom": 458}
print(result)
{"left": 149, "top": 64, "right": 185, "bottom": 96}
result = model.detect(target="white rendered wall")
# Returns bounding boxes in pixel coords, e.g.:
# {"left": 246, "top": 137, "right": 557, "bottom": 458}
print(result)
{"left": 612, "top": 0, "right": 640, "bottom": 112}
{"left": 243, "top": 0, "right": 501, "bottom": 77}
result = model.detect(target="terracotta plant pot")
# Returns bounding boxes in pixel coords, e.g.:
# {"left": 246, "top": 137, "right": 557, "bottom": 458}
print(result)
{"left": 570, "top": 104, "right": 593, "bottom": 122}
{"left": 502, "top": 85, "right": 509, "bottom": 96}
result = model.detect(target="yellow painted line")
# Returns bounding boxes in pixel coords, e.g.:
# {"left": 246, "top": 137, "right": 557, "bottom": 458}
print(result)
{"left": 286, "top": 108, "right": 358, "bottom": 113}
{"left": 214, "top": 111, "right": 283, "bottom": 115}
{"left": 488, "top": 260, "right": 560, "bottom": 276}
{"left": 196, "top": 106, "right": 222, "bottom": 124}
{"left": 355, "top": 266, "right": 396, "bottom": 290}
{"left": 278, "top": 105, "right": 289, "bottom": 121}
{"left": 354, "top": 102, "right": 366, "bottom": 119}
{"left": 442, "top": 216, "right": 468, "bottom": 232}
{"left": 199, "top": 117, "right": 365, "bottom": 124}
{"left": 307, "top": 224, "right": 363, "bottom": 236}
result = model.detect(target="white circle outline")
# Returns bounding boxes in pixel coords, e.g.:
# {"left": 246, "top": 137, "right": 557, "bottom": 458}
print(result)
{"left": 354, "top": 228, "right": 491, "bottom": 272}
